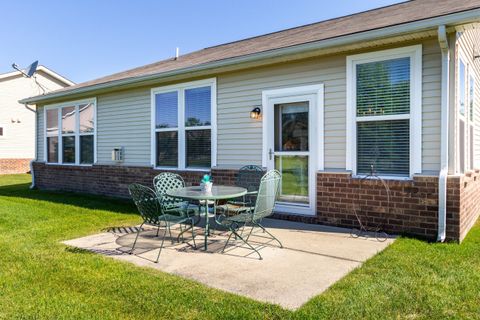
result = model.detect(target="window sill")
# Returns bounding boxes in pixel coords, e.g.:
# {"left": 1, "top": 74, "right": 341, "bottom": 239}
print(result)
{"left": 45, "top": 162, "right": 94, "bottom": 167}
{"left": 352, "top": 174, "right": 412, "bottom": 181}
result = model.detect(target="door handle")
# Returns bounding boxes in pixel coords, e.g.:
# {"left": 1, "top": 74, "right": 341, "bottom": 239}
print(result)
{"left": 269, "top": 148, "right": 274, "bottom": 160}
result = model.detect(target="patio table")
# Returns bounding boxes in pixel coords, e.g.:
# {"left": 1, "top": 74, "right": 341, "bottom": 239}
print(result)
{"left": 166, "top": 185, "right": 247, "bottom": 250}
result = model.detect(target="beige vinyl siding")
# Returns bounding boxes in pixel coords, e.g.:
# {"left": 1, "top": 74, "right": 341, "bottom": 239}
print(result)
{"left": 36, "top": 106, "right": 44, "bottom": 161}
{"left": 217, "top": 55, "right": 345, "bottom": 168}
{"left": 34, "top": 38, "right": 443, "bottom": 172}
{"left": 96, "top": 88, "right": 151, "bottom": 166}
{"left": 422, "top": 40, "right": 442, "bottom": 172}
{"left": 455, "top": 25, "right": 480, "bottom": 170}
{"left": 217, "top": 38, "right": 442, "bottom": 172}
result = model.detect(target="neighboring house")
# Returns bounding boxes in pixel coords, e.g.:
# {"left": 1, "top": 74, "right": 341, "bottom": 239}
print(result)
{"left": 20, "top": 0, "right": 480, "bottom": 242}
{"left": 0, "top": 66, "right": 73, "bottom": 174}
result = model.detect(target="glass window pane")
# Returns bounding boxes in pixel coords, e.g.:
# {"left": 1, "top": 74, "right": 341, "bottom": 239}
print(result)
{"left": 80, "top": 135, "right": 94, "bottom": 164}
{"left": 357, "top": 120, "right": 410, "bottom": 176}
{"left": 156, "top": 131, "right": 178, "bottom": 167}
{"left": 62, "top": 106, "right": 76, "bottom": 134}
{"left": 185, "top": 86, "right": 211, "bottom": 127}
{"left": 274, "top": 155, "right": 309, "bottom": 204}
{"left": 62, "top": 136, "right": 76, "bottom": 164}
{"left": 274, "top": 102, "right": 309, "bottom": 151}
{"left": 470, "top": 76, "right": 474, "bottom": 122}
{"left": 356, "top": 57, "right": 410, "bottom": 117}
{"left": 46, "top": 109, "right": 58, "bottom": 135}
{"left": 459, "top": 60, "right": 466, "bottom": 116}
{"left": 186, "top": 129, "right": 211, "bottom": 168}
{"left": 79, "top": 103, "right": 94, "bottom": 133}
{"left": 47, "top": 136, "right": 58, "bottom": 163}
{"left": 155, "top": 91, "right": 178, "bottom": 129}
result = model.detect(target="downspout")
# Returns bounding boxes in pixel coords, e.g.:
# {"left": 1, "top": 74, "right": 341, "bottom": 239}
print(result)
{"left": 24, "top": 104, "right": 36, "bottom": 189}
{"left": 437, "top": 25, "right": 450, "bottom": 242}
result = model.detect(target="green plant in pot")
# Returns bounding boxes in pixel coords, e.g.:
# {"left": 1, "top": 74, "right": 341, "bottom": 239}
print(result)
{"left": 200, "top": 174, "right": 213, "bottom": 192}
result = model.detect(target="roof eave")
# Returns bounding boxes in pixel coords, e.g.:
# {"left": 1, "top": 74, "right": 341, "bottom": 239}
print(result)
{"left": 20, "top": 7, "right": 480, "bottom": 105}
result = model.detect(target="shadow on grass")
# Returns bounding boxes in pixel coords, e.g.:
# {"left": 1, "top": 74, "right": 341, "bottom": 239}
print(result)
{"left": 0, "top": 182, "right": 136, "bottom": 215}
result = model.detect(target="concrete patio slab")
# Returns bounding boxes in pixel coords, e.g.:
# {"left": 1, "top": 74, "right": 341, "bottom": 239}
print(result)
{"left": 63, "top": 219, "right": 394, "bottom": 310}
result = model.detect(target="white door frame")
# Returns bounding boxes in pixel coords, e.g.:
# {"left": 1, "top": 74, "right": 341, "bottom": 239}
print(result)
{"left": 262, "top": 84, "right": 324, "bottom": 215}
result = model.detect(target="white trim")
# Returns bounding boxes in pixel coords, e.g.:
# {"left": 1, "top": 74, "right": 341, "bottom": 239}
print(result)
{"left": 262, "top": 84, "right": 324, "bottom": 216}
{"left": 346, "top": 44, "right": 423, "bottom": 178}
{"left": 43, "top": 98, "right": 96, "bottom": 166}
{"left": 150, "top": 78, "right": 217, "bottom": 170}
{"left": 0, "top": 65, "right": 74, "bottom": 86}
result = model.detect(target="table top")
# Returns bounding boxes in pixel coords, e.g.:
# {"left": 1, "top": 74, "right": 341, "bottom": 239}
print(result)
{"left": 166, "top": 185, "right": 247, "bottom": 200}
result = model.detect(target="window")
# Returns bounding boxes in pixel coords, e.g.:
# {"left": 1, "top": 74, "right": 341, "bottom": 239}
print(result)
{"left": 45, "top": 99, "right": 96, "bottom": 165}
{"left": 152, "top": 79, "right": 216, "bottom": 170}
{"left": 469, "top": 75, "right": 475, "bottom": 170}
{"left": 458, "top": 59, "right": 467, "bottom": 173}
{"left": 347, "top": 45, "right": 422, "bottom": 178}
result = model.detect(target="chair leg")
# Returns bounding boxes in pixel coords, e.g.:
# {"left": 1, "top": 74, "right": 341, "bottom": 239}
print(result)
{"left": 191, "top": 218, "right": 197, "bottom": 249}
{"left": 155, "top": 227, "right": 168, "bottom": 263}
{"left": 222, "top": 230, "right": 234, "bottom": 253}
{"left": 230, "top": 228, "right": 263, "bottom": 260}
{"left": 254, "top": 222, "right": 283, "bottom": 248}
{"left": 130, "top": 223, "right": 144, "bottom": 254}
{"left": 179, "top": 224, "right": 185, "bottom": 243}
{"left": 168, "top": 225, "right": 173, "bottom": 244}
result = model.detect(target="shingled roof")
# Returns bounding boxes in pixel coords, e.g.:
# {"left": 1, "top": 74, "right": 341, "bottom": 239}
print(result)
{"left": 22, "top": 0, "right": 480, "bottom": 103}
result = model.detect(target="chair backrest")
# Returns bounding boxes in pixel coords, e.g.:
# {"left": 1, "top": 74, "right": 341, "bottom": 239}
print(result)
{"left": 236, "top": 165, "right": 264, "bottom": 192}
{"left": 153, "top": 172, "right": 186, "bottom": 210}
{"left": 128, "top": 184, "right": 160, "bottom": 224}
{"left": 252, "top": 170, "right": 281, "bottom": 221}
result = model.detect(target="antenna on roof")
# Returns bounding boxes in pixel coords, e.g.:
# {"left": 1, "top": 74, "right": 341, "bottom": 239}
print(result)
{"left": 175, "top": 47, "right": 179, "bottom": 60}
{"left": 11, "top": 60, "right": 49, "bottom": 95}
{"left": 12, "top": 60, "right": 38, "bottom": 78}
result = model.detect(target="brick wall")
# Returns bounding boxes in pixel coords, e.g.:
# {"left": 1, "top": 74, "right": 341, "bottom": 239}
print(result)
{"left": 313, "top": 172, "right": 441, "bottom": 240}
{"left": 31, "top": 162, "right": 480, "bottom": 241}
{"left": 458, "top": 169, "right": 480, "bottom": 241}
{"left": 0, "top": 158, "right": 31, "bottom": 174}
{"left": 32, "top": 162, "right": 206, "bottom": 198}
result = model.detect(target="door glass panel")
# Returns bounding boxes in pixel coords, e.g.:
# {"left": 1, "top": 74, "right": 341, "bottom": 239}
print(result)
{"left": 274, "top": 102, "right": 309, "bottom": 151}
{"left": 274, "top": 155, "right": 309, "bottom": 204}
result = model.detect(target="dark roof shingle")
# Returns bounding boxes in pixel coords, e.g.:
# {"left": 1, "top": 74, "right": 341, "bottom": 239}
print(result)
{"left": 33, "top": 0, "right": 480, "bottom": 97}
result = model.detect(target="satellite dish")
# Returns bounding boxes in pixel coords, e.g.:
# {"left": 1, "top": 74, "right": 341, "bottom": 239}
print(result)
{"left": 11, "top": 60, "right": 38, "bottom": 78}
{"left": 25, "top": 60, "right": 38, "bottom": 77}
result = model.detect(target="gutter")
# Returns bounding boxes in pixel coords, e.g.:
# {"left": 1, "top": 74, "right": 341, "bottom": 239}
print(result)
{"left": 19, "top": 8, "right": 480, "bottom": 105}
{"left": 24, "top": 104, "right": 37, "bottom": 189}
{"left": 437, "top": 25, "right": 450, "bottom": 242}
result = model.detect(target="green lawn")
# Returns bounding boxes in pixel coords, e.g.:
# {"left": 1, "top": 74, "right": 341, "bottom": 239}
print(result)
{"left": 0, "top": 174, "right": 479, "bottom": 319}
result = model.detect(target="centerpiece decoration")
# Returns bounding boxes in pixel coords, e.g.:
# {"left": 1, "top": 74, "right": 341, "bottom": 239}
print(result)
{"left": 200, "top": 174, "right": 213, "bottom": 192}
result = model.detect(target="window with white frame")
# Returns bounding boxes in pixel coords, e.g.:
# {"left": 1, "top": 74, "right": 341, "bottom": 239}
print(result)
{"left": 458, "top": 59, "right": 467, "bottom": 173}
{"left": 45, "top": 99, "right": 96, "bottom": 165}
{"left": 347, "top": 45, "right": 422, "bottom": 178}
{"left": 152, "top": 79, "right": 216, "bottom": 169}
{"left": 469, "top": 75, "right": 475, "bottom": 170}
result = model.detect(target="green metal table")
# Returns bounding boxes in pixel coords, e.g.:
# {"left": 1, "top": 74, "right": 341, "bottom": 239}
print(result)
{"left": 166, "top": 185, "right": 247, "bottom": 250}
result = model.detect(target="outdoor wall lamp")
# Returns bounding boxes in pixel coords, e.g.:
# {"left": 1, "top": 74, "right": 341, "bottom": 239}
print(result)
{"left": 250, "top": 107, "right": 261, "bottom": 119}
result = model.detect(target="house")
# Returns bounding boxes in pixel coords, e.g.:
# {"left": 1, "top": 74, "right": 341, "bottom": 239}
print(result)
{"left": 0, "top": 66, "right": 73, "bottom": 174}
{"left": 20, "top": 0, "right": 480, "bottom": 242}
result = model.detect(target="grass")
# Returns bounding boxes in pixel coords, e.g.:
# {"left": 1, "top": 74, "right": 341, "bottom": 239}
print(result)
{"left": 0, "top": 174, "right": 479, "bottom": 319}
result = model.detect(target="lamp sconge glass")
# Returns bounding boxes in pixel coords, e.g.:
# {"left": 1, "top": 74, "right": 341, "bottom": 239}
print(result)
{"left": 250, "top": 107, "right": 261, "bottom": 120}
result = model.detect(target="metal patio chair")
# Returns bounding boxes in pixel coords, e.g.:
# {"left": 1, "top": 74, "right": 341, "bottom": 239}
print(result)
{"left": 219, "top": 169, "right": 283, "bottom": 260}
{"left": 217, "top": 165, "right": 264, "bottom": 215}
{"left": 153, "top": 172, "right": 199, "bottom": 217}
{"left": 128, "top": 183, "right": 197, "bottom": 263}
